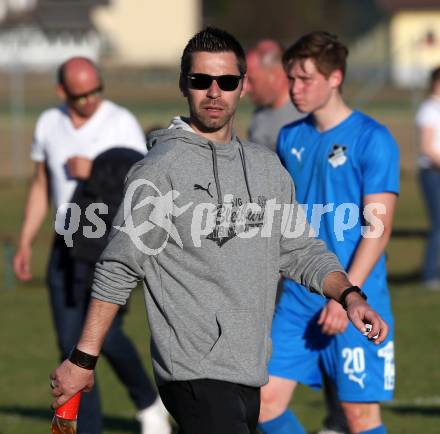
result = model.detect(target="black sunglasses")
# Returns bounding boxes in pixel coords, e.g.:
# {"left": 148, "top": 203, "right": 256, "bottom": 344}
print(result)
{"left": 187, "top": 73, "right": 243, "bottom": 91}
{"left": 65, "top": 85, "right": 104, "bottom": 103}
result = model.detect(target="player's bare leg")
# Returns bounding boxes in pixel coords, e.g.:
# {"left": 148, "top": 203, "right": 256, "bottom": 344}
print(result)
{"left": 260, "top": 376, "right": 298, "bottom": 421}
{"left": 341, "top": 402, "right": 382, "bottom": 433}
{"left": 259, "top": 377, "right": 308, "bottom": 433}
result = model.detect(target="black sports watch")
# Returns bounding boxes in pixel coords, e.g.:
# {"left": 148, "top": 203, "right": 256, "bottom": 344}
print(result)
{"left": 69, "top": 348, "right": 99, "bottom": 370}
{"left": 339, "top": 285, "right": 367, "bottom": 310}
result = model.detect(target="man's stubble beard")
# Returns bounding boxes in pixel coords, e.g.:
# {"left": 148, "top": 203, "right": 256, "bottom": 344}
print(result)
{"left": 189, "top": 100, "right": 236, "bottom": 134}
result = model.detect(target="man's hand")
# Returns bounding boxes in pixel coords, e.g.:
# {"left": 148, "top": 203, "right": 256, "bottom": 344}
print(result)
{"left": 13, "top": 245, "right": 32, "bottom": 281}
{"left": 49, "top": 299, "right": 120, "bottom": 408}
{"left": 344, "top": 292, "right": 388, "bottom": 345}
{"left": 67, "top": 156, "right": 93, "bottom": 180}
{"left": 317, "top": 299, "right": 349, "bottom": 335}
{"left": 50, "top": 359, "right": 94, "bottom": 408}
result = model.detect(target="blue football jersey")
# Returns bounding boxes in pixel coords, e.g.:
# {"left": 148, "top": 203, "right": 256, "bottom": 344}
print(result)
{"left": 277, "top": 111, "right": 400, "bottom": 315}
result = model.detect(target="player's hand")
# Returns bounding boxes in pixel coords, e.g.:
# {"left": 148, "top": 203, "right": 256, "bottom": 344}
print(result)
{"left": 50, "top": 359, "right": 94, "bottom": 409}
{"left": 317, "top": 299, "right": 349, "bottom": 335}
{"left": 345, "top": 293, "right": 388, "bottom": 345}
{"left": 13, "top": 245, "right": 32, "bottom": 281}
{"left": 67, "top": 156, "right": 93, "bottom": 180}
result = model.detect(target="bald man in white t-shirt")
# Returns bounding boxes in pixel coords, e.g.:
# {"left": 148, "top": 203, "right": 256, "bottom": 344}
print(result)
{"left": 13, "top": 57, "right": 170, "bottom": 434}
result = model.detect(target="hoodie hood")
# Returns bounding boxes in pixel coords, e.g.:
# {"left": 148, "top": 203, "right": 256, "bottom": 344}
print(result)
{"left": 167, "top": 115, "right": 195, "bottom": 132}
{"left": 147, "top": 116, "right": 253, "bottom": 204}
{"left": 146, "top": 116, "right": 238, "bottom": 157}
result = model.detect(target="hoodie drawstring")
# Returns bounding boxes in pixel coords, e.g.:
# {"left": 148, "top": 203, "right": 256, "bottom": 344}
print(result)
{"left": 237, "top": 137, "right": 253, "bottom": 204}
{"left": 207, "top": 138, "right": 253, "bottom": 205}
{"left": 208, "top": 141, "right": 223, "bottom": 205}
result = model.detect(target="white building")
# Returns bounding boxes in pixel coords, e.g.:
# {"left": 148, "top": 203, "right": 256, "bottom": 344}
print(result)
{"left": 0, "top": 0, "right": 201, "bottom": 70}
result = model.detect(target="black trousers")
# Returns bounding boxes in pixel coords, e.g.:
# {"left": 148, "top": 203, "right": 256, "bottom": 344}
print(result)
{"left": 159, "top": 379, "right": 260, "bottom": 434}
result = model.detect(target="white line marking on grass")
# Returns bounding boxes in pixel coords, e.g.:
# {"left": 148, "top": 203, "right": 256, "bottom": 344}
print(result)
{"left": 384, "top": 396, "right": 440, "bottom": 407}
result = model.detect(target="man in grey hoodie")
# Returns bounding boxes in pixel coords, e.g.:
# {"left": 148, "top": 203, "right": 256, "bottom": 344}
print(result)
{"left": 50, "top": 27, "right": 388, "bottom": 434}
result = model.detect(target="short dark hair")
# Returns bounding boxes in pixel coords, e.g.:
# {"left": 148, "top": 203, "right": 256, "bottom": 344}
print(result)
{"left": 179, "top": 27, "right": 246, "bottom": 92}
{"left": 283, "top": 31, "right": 348, "bottom": 82}
{"left": 430, "top": 66, "right": 440, "bottom": 92}
{"left": 57, "top": 57, "right": 102, "bottom": 89}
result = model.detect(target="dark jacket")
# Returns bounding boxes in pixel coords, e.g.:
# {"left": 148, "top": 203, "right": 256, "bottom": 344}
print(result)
{"left": 71, "top": 147, "right": 144, "bottom": 263}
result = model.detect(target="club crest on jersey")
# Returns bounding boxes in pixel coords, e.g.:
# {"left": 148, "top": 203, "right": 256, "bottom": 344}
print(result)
{"left": 328, "top": 144, "right": 347, "bottom": 168}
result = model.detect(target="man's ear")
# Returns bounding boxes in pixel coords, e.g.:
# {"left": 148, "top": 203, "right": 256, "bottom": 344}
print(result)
{"left": 329, "top": 69, "right": 343, "bottom": 90}
{"left": 179, "top": 75, "right": 188, "bottom": 97}
{"left": 240, "top": 75, "right": 248, "bottom": 98}
{"left": 56, "top": 84, "right": 67, "bottom": 102}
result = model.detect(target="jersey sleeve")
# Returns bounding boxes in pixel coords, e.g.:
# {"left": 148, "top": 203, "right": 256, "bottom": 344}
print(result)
{"left": 30, "top": 113, "right": 47, "bottom": 162}
{"left": 416, "top": 101, "right": 440, "bottom": 128}
{"left": 360, "top": 126, "right": 400, "bottom": 197}
{"left": 117, "top": 110, "right": 148, "bottom": 155}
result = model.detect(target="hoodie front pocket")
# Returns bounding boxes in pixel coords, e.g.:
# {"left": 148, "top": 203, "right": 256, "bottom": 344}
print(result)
{"left": 199, "top": 309, "right": 266, "bottom": 379}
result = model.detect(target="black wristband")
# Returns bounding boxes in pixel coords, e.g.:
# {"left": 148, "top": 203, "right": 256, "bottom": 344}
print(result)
{"left": 339, "top": 285, "right": 367, "bottom": 310}
{"left": 69, "top": 348, "right": 98, "bottom": 370}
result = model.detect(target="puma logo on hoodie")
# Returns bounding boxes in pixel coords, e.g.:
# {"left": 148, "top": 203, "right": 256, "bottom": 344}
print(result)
{"left": 194, "top": 182, "right": 213, "bottom": 198}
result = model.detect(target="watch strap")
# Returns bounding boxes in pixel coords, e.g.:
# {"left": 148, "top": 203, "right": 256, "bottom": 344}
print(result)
{"left": 69, "top": 348, "right": 98, "bottom": 370}
{"left": 339, "top": 285, "right": 367, "bottom": 310}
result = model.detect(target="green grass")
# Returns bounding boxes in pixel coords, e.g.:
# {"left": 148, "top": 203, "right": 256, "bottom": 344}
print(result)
{"left": 1, "top": 172, "right": 440, "bottom": 434}
{"left": 0, "top": 285, "right": 153, "bottom": 434}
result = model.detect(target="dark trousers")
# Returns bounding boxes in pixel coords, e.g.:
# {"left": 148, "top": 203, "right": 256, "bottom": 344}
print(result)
{"left": 420, "top": 168, "right": 440, "bottom": 282}
{"left": 159, "top": 379, "right": 260, "bottom": 434}
{"left": 47, "top": 236, "right": 157, "bottom": 434}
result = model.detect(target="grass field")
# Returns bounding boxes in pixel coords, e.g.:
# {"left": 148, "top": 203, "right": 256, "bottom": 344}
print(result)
{"left": 1, "top": 176, "right": 440, "bottom": 434}
{"left": 0, "top": 75, "right": 439, "bottom": 433}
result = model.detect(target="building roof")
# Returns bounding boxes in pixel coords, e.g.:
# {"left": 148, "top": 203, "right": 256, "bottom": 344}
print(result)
{"left": 1, "top": 0, "right": 109, "bottom": 33}
{"left": 377, "top": 0, "right": 440, "bottom": 12}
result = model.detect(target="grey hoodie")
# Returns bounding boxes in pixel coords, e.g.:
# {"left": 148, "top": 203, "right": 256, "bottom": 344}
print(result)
{"left": 91, "top": 117, "right": 345, "bottom": 387}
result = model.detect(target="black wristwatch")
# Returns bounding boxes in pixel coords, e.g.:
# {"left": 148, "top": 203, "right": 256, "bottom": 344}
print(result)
{"left": 69, "top": 348, "right": 99, "bottom": 370}
{"left": 339, "top": 285, "right": 367, "bottom": 310}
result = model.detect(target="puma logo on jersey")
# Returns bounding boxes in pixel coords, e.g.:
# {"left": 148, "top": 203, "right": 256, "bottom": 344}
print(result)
{"left": 328, "top": 144, "right": 347, "bottom": 168}
{"left": 348, "top": 373, "right": 366, "bottom": 389}
{"left": 291, "top": 147, "right": 305, "bottom": 162}
{"left": 194, "top": 182, "right": 213, "bottom": 198}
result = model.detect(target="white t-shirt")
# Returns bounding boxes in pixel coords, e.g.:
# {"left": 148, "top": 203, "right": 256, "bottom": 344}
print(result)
{"left": 31, "top": 100, "right": 147, "bottom": 230}
{"left": 415, "top": 96, "right": 440, "bottom": 168}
